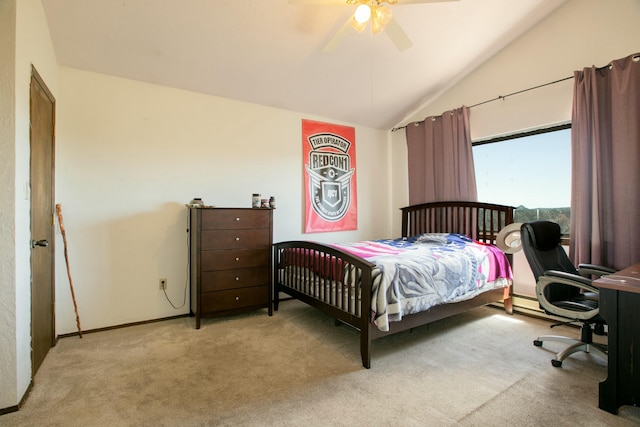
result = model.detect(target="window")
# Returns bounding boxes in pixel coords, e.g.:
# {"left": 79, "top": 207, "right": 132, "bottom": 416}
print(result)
{"left": 472, "top": 125, "right": 571, "bottom": 234}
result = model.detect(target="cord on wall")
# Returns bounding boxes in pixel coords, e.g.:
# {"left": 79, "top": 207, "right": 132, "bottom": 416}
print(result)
{"left": 162, "top": 213, "right": 189, "bottom": 310}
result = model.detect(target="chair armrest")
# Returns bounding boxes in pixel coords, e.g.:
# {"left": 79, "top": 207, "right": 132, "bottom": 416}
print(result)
{"left": 536, "top": 271, "right": 599, "bottom": 320}
{"left": 542, "top": 270, "right": 595, "bottom": 290}
{"left": 578, "top": 263, "right": 617, "bottom": 278}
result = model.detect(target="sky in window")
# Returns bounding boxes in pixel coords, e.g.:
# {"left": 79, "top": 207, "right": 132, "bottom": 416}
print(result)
{"left": 473, "top": 128, "right": 571, "bottom": 209}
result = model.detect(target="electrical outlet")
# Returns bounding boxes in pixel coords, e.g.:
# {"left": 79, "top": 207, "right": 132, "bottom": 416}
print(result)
{"left": 159, "top": 278, "right": 167, "bottom": 290}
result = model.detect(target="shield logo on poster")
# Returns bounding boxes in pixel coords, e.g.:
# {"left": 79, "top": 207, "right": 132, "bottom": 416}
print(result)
{"left": 306, "top": 140, "right": 354, "bottom": 222}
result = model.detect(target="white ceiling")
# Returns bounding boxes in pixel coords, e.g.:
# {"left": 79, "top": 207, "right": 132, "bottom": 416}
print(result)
{"left": 41, "top": 0, "right": 567, "bottom": 130}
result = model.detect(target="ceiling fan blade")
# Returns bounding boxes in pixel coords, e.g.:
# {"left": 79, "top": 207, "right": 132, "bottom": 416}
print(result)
{"left": 322, "top": 17, "right": 355, "bottom": 52}
{"left": 322, "top": 16, "right": 355, "bottom": 53}
{"left": 383, "top": 17, "right": 412, "bottom": 51}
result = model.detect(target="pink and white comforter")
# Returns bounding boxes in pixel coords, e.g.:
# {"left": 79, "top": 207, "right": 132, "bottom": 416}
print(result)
{"left": 333, "top": 233, "right": 512, "bottom": 331}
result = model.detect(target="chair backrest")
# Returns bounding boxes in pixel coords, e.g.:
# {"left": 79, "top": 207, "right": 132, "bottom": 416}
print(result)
{"left": 520, "top": 221, "right": 580, "bottom": 303}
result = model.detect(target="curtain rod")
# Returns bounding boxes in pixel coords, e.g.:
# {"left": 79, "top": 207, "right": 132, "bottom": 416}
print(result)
{"left": 390, "top": 75, "right": 574, "bottom": 132}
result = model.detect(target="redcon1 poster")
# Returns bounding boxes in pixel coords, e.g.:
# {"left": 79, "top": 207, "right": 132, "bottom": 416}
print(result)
{"left": 302, "top": 119, "right": 357, "bottom": 233}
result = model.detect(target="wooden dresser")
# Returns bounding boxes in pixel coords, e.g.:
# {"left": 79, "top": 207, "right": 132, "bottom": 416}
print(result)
{"left": 189, "top": 207, "right": 273, "bottom": 329}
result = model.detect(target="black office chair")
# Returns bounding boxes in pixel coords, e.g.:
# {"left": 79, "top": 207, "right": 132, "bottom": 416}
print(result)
{"left": 520, "top": 221, "right": 616, "bottom": 367}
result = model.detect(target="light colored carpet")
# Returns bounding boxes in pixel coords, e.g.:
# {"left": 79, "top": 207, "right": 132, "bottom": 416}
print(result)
{"left": 3, "top": 300, "right": 640, "bottom": 426}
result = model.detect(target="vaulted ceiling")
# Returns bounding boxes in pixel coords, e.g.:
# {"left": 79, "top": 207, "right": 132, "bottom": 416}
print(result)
{"left": 41, "top": 0, "right": 567, "bottom": 129}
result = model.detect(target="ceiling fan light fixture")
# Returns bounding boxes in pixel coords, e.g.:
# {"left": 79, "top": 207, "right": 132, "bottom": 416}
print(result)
{"left": 371, "top": 5, "right": 392, "bottom": 34}
{"left": 316, "top": 0, "right": 447, "bottom": 52}
{"left": 354, "top": 4, "right": 371, "bottom": 24}
{"left": 351, "top": 16, "right": 367, "bottom": 33}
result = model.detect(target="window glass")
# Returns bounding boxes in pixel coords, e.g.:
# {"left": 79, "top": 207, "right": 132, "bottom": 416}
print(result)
{"left": 473, "top": 127, "right": 571, "bottom": 233}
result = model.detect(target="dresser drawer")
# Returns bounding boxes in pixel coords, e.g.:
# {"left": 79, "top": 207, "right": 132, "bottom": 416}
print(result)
{"left": 201, "top": 267, "right": 269, "bottom": 292}
{"left": 201, "top": 248, "right": 269, "bottom": 270}
{"left": 200, "top": 286, "right": 269, "bottom": 312}
{"left": 201, "top": 209, "right": 269, "bottom": 230}
{"left": 201, "top": 229, "right": 270, "bottom": 250}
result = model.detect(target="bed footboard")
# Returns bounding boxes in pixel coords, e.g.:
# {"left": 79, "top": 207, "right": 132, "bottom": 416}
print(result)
{"left": 273, "top": 241, "right": 376, "bottom": 367}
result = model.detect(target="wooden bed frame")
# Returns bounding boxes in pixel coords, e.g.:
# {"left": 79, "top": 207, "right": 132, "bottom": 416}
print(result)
{"left": 273, "top": 201, "right": 515, "bottom": 368}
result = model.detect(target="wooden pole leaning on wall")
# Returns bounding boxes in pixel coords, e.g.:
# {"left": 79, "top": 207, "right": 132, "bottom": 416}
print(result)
{"left": 56, "top": 204, "right": 83, "bottom": 338}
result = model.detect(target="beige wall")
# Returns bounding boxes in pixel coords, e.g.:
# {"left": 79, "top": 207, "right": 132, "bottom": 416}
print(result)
{"left": 53, "top": 68, "right": 391, "bottom": 333}
{"left": 1, "top": 0, "right": 59, "bottom": 410}
{"left": 395, "top": 0, "right": 640, "bottom": 140}
{"left": 0, "top": 0, "right": 18, "bottom": 410}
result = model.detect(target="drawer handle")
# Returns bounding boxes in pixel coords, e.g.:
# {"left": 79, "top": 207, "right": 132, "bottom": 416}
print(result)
{"left": 235, "top": 276, "right": 240, "bottom": 281}
{"left": 235, "top": 296, "right": 240, "bottom": 301}
{"left": 236, "top": 217, "right": 240, "bottom": 221}
{"left": 235, "top": 237, "right": 240, "bottom": 241}
{"left": 235, "top": 257, "right": 240, "bottom": 261}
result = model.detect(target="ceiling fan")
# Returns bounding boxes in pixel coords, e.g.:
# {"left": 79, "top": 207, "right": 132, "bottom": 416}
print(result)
{"left": 290, "top": 0, "right": 459, "bottom": 52}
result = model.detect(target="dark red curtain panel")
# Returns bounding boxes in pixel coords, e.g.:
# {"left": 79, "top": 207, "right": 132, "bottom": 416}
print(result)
{"left": 405, "top": 106, "right": 477, "bottom": 205}
{"left": 570, "top": 53, "right": 640, "bottom": 269}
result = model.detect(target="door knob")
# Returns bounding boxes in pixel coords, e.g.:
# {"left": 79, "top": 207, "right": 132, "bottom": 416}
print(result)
{"left": 31, "top": 239, "right": 49, "bottom": 248}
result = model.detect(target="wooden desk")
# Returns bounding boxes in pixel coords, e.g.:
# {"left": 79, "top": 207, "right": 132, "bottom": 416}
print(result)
{"left": 595, "top": 263, "right": 640, "bottom": 414}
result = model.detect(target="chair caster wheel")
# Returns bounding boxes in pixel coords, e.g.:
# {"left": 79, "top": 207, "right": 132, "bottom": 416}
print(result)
{"left": 533, "top": 340, "right": 543, "bottom": 347}
{"left": 551, "top": 359, "right": 563, "bottom": 367}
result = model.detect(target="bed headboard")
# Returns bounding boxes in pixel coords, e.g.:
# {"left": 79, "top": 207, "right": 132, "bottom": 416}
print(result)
{"left": 400, "top": 201, "right": 515, "bottom": 244}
